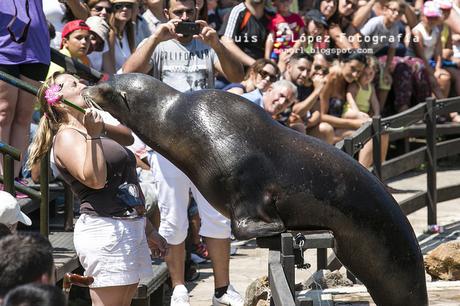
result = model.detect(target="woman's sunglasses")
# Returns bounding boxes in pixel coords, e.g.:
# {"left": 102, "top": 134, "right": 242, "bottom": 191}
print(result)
{"left": 92, "top": 5, "right": 113, "bottom": 13}
{"left": 113, "top": 2, "right": 134, "bottom": 10}
{"left": 259, "top": 70, "right": 278, "bottom": 82}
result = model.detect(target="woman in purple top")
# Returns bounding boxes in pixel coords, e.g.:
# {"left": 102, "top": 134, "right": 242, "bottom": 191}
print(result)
{"left": 0, "top": 0, "right": 50, "bottom": 178}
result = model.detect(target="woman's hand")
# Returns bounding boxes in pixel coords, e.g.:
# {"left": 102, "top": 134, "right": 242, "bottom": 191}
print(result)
{"left": 83, "top": 109, "right": 104, "bottom": 137}
{"left": 147, "top": 230, "right": 169, "bottom": 258}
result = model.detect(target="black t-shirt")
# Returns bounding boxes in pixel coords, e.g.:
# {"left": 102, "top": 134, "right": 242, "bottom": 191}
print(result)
{"left": 220, "top": 3, "right": 274, "bottom": 60}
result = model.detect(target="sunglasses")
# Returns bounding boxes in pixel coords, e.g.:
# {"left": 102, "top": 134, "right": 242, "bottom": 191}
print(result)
{"left": 113, "top": 2, "right": 133, "bottom": 10}
{"left": 92, "top": 5, "right": 113, "bottom": 13}
{"left": 259, "top": 70, "right": 278, "bottom": 82}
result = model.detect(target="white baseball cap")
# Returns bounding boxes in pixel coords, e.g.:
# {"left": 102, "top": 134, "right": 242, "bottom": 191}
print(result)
{"left": 0, "top": 191, "right": 32, "bottom": 226}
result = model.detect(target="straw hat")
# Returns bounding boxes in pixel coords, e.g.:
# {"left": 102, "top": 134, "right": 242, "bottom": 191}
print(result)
{"left": 85, "top": 16, "right": 110, "bottom": 44}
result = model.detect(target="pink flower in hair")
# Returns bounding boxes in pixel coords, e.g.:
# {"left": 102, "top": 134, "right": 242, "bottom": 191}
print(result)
{"left": 44, "top": 84, "right": 62, "bottom": 106}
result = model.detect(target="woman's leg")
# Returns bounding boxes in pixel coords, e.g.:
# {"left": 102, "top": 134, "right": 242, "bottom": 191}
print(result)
{"left": 434, "top": 68, "right": 451, "bottom": 98}
{"left": 0, "top": 80, "right": 19, "bottom": 174}
{"left": 358, "top": 133, "right": 389, "bottom": 168}
{"left": 10, "top": 75, "right": 38, "bottom": 177}
{"left": 392, "top": 62, "right": 413, "bottom": 113}
{"left": 90, "top": 283, "right": 139, "bottom": 306}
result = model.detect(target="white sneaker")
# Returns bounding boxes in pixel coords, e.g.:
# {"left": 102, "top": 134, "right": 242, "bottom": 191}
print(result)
{"left": 212, "top": 284, "right": 244, "bottom": 306}
{"left": 171, "top": 284, "right": 190, "bottom": 306}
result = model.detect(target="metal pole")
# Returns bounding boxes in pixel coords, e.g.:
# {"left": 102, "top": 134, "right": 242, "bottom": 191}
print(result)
{"left": 64, "top": 183, "right": 74, "bottom": 231}
{"left": 3, "top": 155, "right": 15, "bottom": 196}
{"left": 40, "top": 152, "right": 50, "bottom": 237}
{"left": 372, "top": 116, "right": 382, "bottom": 180}
{"left": 280, "top": 233, "right": 295, "bottom": 298}
{"left": 425, "top": 98, "right": 437, "bottom": 225}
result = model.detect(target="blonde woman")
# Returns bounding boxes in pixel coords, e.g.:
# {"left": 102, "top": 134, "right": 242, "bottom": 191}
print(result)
{"left": 27, "top": 72, "right": 167, "bottom": 306}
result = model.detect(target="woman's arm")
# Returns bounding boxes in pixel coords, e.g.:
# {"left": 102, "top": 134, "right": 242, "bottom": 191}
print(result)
{"left": 328, "top": 24, "right": 352, "bottom": 50}
{"left": 54, "top": 129, "right": 107, "bottom": 190}
{"left": 65, "top": 0, "right": 90, "bottom": 20}
{"left": 102, "top": 31, "right": 116, "bottom": 75}
{"left": 352, "top": 0, "right": 376, "bottom": 29}
{"left": 345, "top": 82, "right": 360, "bottom": 112}
{"left": 265, "top": 32, "right": 275, "bottom": 60}
{"left": 104, "top": 123, "right": 134, "bottom": 146}
{"left": 370, "top": 84, "right": 380, "bottom": 116}
{"left": 227, "top": 87, "right": 245, "bottom": 95}
{"left": 221, "top": 37, "right": 256, "bottom": 67}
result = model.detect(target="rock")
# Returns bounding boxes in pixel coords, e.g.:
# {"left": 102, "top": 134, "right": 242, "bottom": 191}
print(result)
{"left": 297, "top": 269, "right": 353, "bottom": 290}
{"left": 244, "top": 276, "right": 270, "bottom": 306}
{"left": 425, "top": 241, "right": 460, "bottom": 281}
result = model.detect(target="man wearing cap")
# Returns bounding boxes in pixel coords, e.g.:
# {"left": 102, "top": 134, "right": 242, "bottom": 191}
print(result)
{"left": 0, "top": 191, "right": 32, "bottom": 232}
{"left": 122, "top": 0, "right": 244, "bottom": 305}
{"left": 46, "top": 19, "right": 92, "bottom": 78}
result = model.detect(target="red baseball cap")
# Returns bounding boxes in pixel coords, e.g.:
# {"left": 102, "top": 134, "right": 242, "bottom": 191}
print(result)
{"left": 60, "top": 19, "right": 91, "bottom": 49}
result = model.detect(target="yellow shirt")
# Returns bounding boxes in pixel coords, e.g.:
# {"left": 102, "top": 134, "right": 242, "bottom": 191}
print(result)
{"left": 46, "top": 47, "right": 91, "bottom": 79}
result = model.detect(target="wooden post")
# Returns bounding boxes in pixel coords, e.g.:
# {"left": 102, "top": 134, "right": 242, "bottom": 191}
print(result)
{"left": 64, "top": 183, "right": 74, "bottom": 231}
{"left": 317, "top": 248, "right": 327, "bottom": 270}
{"left": 372, "top": 116, "right": 382, "bottom": 180}
{"left": 343, "top": 137, "right": 353, "bottom": 156}
{"left": 425, "top": 97, "right": 437, "bottom": 225}
{"left": 280, "top": 233, "right": 295, "bottom": 298}
{"left": 40, "top": 152, "right": 50, "bottom": 237}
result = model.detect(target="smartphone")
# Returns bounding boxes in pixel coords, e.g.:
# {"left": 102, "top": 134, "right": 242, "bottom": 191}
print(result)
{"left": 175, "top": 22, "right": 201, "bottom": 36}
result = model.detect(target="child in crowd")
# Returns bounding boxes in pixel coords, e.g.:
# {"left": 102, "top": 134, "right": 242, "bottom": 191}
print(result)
{"left": 46, "top": 20, "right": 91, "bottom": 78}
{"left": 265, "top": 0, "right": 304, "bottom": 62}
{"left": 343, "top": 56, "right": 380, "bottom": 121}
{"left": 343, "top": 56, "right": 390, "bottom": 168}
{"left": 294, "top": 9, "right": 330, "bottom": 54}
{"left": 85, "top": 16, "right": 110, "bottom": 72}
{"left": 411, "top": 1, "right": 450, "bottom": 98}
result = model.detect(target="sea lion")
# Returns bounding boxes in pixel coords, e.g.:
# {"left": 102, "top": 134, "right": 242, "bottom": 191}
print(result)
{"left": 82, "top": 73, "right": 428, "bottom": 306}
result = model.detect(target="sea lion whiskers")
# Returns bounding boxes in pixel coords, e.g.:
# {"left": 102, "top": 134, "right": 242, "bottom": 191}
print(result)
{"left": 81, "top": 93, "right": 103, "bottom": 110}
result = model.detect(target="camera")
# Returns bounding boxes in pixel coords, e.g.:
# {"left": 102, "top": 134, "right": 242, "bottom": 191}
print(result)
{"left": 175, "top": 22, "right": 201, "bottom": 36}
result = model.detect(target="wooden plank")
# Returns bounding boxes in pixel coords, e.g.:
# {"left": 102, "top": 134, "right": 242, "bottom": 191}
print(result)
{"left": 269, "top": 262, "right": 296, "bottom": 306}
{"left": 381, "top": 102, "right": 426, "bottom": 130}
{"left": 399, "top": 191, "right": 426, "bottom": 215}
{"left": 437, "top": 138, "right": 460, "bottom": 159}
{"left": 132, "top": 259, "right": 169, "bottom": 299}
{"left": 438, "top": 184, "right": 460, "bottom": 203}
{"left": 380, "top": 147, "right": 425, "bottom": 180}
{"left": 435, "top": 96, "right": 460, "bottom": 115}
{"left": 48, "top": 232, "right": 80, "bottom": 282}
{"left": 297, "top": 281, "right": 460, "bottom": 306}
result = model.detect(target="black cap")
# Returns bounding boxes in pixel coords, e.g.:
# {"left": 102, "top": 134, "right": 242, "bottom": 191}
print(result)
{"left": 305, "top": 9, "right": 329, "bottom": 28}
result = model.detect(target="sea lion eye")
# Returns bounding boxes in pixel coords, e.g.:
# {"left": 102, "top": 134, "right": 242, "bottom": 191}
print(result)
{"left": 119, "top": 91, "right": 130, "bottom": 111}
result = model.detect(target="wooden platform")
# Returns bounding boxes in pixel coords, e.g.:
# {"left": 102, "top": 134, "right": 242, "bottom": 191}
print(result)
{"left": 48, "top": 231, "right": 80, "bottom": 282}
{"left": 297, "top": 281, "right": 460, "bottom": 306}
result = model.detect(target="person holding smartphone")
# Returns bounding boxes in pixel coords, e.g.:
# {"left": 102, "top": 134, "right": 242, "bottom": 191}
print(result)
{"left": 122, "top": 0, "right": 244, "bottom": 305}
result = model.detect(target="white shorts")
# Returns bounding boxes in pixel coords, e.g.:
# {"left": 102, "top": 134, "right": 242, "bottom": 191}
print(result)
{"left": 74, "top": 214, "right": 153, "bottom": 288}
{"left": 150, "top": 152, "right": 231, "bottom": 245}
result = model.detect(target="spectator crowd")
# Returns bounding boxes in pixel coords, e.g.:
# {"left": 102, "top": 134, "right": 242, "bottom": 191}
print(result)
{"left": 1, "top": 0, "right": 460, "bottom": 305}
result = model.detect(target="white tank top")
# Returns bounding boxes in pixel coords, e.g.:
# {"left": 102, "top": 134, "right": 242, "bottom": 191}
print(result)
{"left": 114, "top": 31, "right": 132, "bottom": 72}
{"left": 412, "top": 22, "right": 440, "bottom": 60}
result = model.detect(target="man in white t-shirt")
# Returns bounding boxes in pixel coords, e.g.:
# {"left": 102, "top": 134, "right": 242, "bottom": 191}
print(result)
{"left": 123, "top": 0, "right": 244, "bottom": 305}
